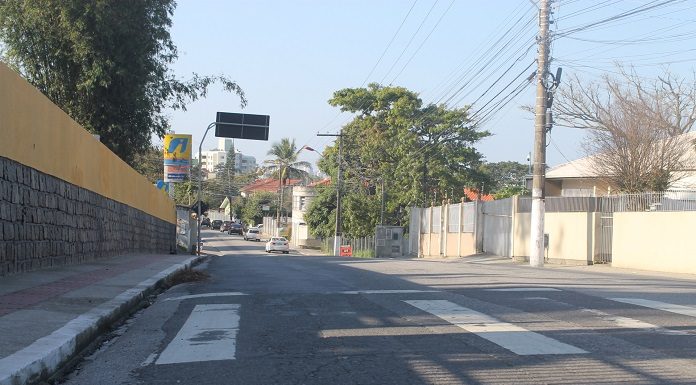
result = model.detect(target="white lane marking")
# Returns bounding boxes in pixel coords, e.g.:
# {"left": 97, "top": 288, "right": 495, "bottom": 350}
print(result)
{"left": 0, "top": 257, "right": 199, "bottom": 385}
{"left": 611, "top": 298, "right": 696, "bottom": 318}
{"left": 141, "top": 353, "right": 158, "bottom": 367}
{"left": 404, "top": 300, "right": 587, "bottom": 356}
{"left": 156, "top": 304, "right": 240, "bottom": 365}
{"left": 485, "top": 288, "right": 560, "bottom": 292}
{"left": 523, "top": 297, "right": 555, "bottom": 300}
{"left": 320, "top": 325, "right": 462, "bottom": 338}
{"left": 338, "top": 290, "right": 440, "bottom": 295}
{"left": 165, "top": 292, "right": 247, "bottom": 301}
{"left": 580, "top": 308, "right": 689, "bottom": 336}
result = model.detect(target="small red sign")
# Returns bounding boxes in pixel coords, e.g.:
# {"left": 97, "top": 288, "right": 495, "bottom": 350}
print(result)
{"left": 339, "top": 245, "right": 352, "bottom": 257}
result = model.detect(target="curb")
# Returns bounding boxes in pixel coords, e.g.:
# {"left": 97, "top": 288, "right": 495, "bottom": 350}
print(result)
{"left": 0, "top": 256, "right": 202, "bottom": 385}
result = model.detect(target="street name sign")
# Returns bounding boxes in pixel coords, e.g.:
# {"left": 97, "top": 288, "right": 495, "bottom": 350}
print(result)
{"left": 215, "top": 112, "right": 270, "bottom": 141}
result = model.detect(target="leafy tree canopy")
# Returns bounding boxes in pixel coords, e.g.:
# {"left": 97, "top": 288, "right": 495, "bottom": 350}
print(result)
{"left": 306, "top": 84, "right": 489, "bottom": 238}
{"left": 264, "top": 138, "right": 312, "bottom": 183}
{"left": 241, "top": 192, "right": 277, "bottom": 227}
{"left": 0, "top": 0, "right": 246, "bottom": 165}
{"left": 478, "top": 161, "right": 529, "bottom": 194}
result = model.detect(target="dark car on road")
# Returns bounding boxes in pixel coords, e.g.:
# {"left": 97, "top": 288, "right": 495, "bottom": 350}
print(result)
{"left": 201, "top": 217, "right": 211, "bottom": 227}
{"left": 228, "top": 223, "right": 244, "bottom": 235}
{"left": 220, "top": 221, "right": 232, "bottom": 232}
{"left": 211, "top": 220, "right": 223, "bottom": 230}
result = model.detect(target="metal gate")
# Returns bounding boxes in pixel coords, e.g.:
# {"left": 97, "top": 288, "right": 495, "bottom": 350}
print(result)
{"left": 482, "top": 198, "right": 513, "bottom": 257}
{"left": 596, "top": 198, "right": 613, "bottom": 263}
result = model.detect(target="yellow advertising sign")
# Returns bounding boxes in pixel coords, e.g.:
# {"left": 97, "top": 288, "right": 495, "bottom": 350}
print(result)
{"left": 163, "top": 134, "right": 192, "bottom": 166}
{"left": 163, "top": 134, "right": 192, "bottom": 183}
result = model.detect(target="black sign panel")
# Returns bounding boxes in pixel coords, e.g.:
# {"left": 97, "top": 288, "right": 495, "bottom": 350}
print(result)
{"left": 215, "top": 112, "right": 270, "bottom": 141}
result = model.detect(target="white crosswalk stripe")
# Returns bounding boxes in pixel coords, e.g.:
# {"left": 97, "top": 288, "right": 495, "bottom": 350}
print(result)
{"left": 485, "top": 288, "right": 560, "bottom": 292}
{"left": 611, "top": 298, "right": 696, "bottom": 318}
{"left": 337, "top": 289, "right": 440, "bottom": 295}
{"left": 165, "top": 292, "right": 248, "bottom": 301}
{"left": 405, "top": 299, "right": 587, "bottom": 355}
{"left": 580, "top": 308, "right": 689, "bottom": 336}
{"left": 156, "top": 304, "right": 240, "bottom": 365}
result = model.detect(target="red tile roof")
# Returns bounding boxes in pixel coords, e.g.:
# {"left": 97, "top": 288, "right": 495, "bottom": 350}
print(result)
{"left": 464, "top": 187, "right": 494, "bottom": 202}
{"left": 307, "top": 178, "right": 331, "bottom": 187}
{"left": 241, "top": 178, "right": 302, "bottom": 194}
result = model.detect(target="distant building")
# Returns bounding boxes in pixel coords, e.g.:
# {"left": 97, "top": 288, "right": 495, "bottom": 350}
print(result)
{"left": 290, "top": 185, "right": 322, "bottom": 248}
{"left": 537, "top": 132, "right": 696, "bottom": 197}
{"left": 240, "top": 178, "right": 302, "bottom": 197}
{"left": 198, "top": 138, "right": 257, "bottom": 178}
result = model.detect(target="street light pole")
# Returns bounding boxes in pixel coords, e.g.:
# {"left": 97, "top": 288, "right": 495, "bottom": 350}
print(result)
{"left": 197, "top": 121, "right": 216, "bottom": 255}
{"left": 317, "top": 131, "right": 344, "bottom": 256}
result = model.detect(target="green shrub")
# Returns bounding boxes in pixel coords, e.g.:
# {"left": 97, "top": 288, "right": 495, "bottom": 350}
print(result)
{"left": 353, "top": 249, "right": 375, "bottom": 258}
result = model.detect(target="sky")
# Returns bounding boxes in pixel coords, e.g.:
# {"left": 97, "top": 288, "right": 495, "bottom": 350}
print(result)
{"left": 162, "top": 0, "right": 696, "bottom": 172}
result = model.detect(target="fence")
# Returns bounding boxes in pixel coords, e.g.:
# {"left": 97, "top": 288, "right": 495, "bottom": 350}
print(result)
{"left": 410, "top": 199, "right": 478, "bottom": 258}
{"left": 410, "top": 191, "right": 696, "bottom": 274}
{"left": 482, "top": 198, "right": 513, "bottom": 257}
{"left": 176, "top": 206, "right": 196, "bottom": 254}
{"left": 322, "top": 235, "right": 376, "bottom": 257}
{"left": 516, "top": 191, "right": 696, "bottom": 213}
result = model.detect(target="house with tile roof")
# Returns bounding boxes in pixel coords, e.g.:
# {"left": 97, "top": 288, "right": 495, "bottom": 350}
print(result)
{"left": 541, "top": 132, "right": 696, "bottom": 196}
{"left": 240, "top": 178, "right": 302, "bottom": 197}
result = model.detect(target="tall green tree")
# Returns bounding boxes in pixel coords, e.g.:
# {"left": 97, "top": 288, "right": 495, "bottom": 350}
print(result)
{"left": 263, "top": 138, "right": 311, "bottom": 183}
{"left": 0, "top": 0, "right": 246, "bottom": 165}
{"left": 479, "top": 161, "right": 529, "bottom": 194}
{"left": 264, "top": 138, "right": 311, "bottom": 222}
{"left": 306, "top": 84, "right": 489, "bottom": 238}
{"left": 241, "top": 192, "right": 277, "bottom": 227}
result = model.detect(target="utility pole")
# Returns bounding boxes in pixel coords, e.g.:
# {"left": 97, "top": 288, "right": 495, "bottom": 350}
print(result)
{"left": 276, "top": 170, "right": 283, "bottom": 235}
{"left": 380, "top": 178, "right": 385, "bottom": 225}
{"left": 530, "top": 0, "right": 552, "bottom": 267}
{"left": 317, "top": 131, "right": 343, "bottom": 256}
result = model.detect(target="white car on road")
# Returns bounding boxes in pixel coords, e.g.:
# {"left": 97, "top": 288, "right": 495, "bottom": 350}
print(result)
{"left": 244, "top": 227, "right": 261, "bottom": 241}
{"left": 265, "top": 237, "right": 289, "bottom": 254}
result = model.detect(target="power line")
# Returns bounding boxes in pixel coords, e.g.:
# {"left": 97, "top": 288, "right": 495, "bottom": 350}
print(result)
{"left": 379, "top": 0, "right": 441, "bottom": 85}
{"left": 423, "top": 0, "right": 535, "bottom": 104}
{"left": 310, "top": 1, "right": 421, "bottom": 137}
{"left": 554, "top": 0, "right": 686, "bottom": 39}
{"left": 388, "top": 0, "right": 456, "bottom": 84}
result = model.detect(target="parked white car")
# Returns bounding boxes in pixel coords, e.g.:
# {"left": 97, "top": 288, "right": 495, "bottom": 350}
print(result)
{"left": 244, "top": 227, "right": 261, "bottom": 241}
{"left": 265, "top": 237, "right": 289, "bottom": 254}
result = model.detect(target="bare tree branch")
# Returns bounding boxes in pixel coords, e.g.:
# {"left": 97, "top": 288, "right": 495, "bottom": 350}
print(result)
{"left": 555, "top": 66, "right": 696, "bottom": 192}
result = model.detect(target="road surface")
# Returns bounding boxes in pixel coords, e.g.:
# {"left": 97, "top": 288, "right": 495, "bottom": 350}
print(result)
{"left": 63, "top": 229, "right": 696, "bottom": 384}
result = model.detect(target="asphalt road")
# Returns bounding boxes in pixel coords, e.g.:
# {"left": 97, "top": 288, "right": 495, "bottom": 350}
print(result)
{"left": 62, "top": 229, "right": 696, "bottom": 385}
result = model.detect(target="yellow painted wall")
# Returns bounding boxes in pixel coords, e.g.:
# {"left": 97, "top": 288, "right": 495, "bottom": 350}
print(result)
{"left": 445, "top": 232, "right": 458, "bottom": 256}
{"left": 0, "top": 63, "right": 175, "bottom": 223}
{"left": 513, "top": 212, "right": 592, "bottom": 263}
{"left": 613, "top": 212, "right": 696, "bottom": 274}
{"left": 420, "top": 233, "right": 430, "bottom": 256}
{"left": 442, "top": 232, "right": 476, "bottom": 257}
{"left": 546, "top": 212, "right": 592, "bottom": 263}
{"left": 429, "top": 233, "right": 440, "bottom": 256}
{"left": 460, "top": 233, "right": 476, "bottom": 256}
{"left": 514, "top": 213, "right": 531, "bottom": 257}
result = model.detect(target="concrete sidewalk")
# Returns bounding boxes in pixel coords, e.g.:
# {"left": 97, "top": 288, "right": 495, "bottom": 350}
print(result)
{"left": 0, "top": 252, "right": 203, "bottom": 385}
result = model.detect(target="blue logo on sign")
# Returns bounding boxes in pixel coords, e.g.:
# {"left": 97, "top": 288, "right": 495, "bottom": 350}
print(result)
{"left": 168, "top": 138, "right": 189, "bottom": 154}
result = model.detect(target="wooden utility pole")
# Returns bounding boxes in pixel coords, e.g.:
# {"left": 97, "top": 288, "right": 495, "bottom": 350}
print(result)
{"left": 530, "top": 0, "right": 551, "bottom": 267}
{"left": 317, "top": 131, "right": 343, "bottom": 256}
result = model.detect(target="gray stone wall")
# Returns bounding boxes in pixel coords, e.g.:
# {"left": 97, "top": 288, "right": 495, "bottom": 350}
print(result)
{"left": 0, "top": 156, "right": 176, "bottom": 276}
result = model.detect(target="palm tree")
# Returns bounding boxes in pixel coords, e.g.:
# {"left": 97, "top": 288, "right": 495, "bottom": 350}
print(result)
{"left": 264, "top": 138, "right": 312, "bottom": 228}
